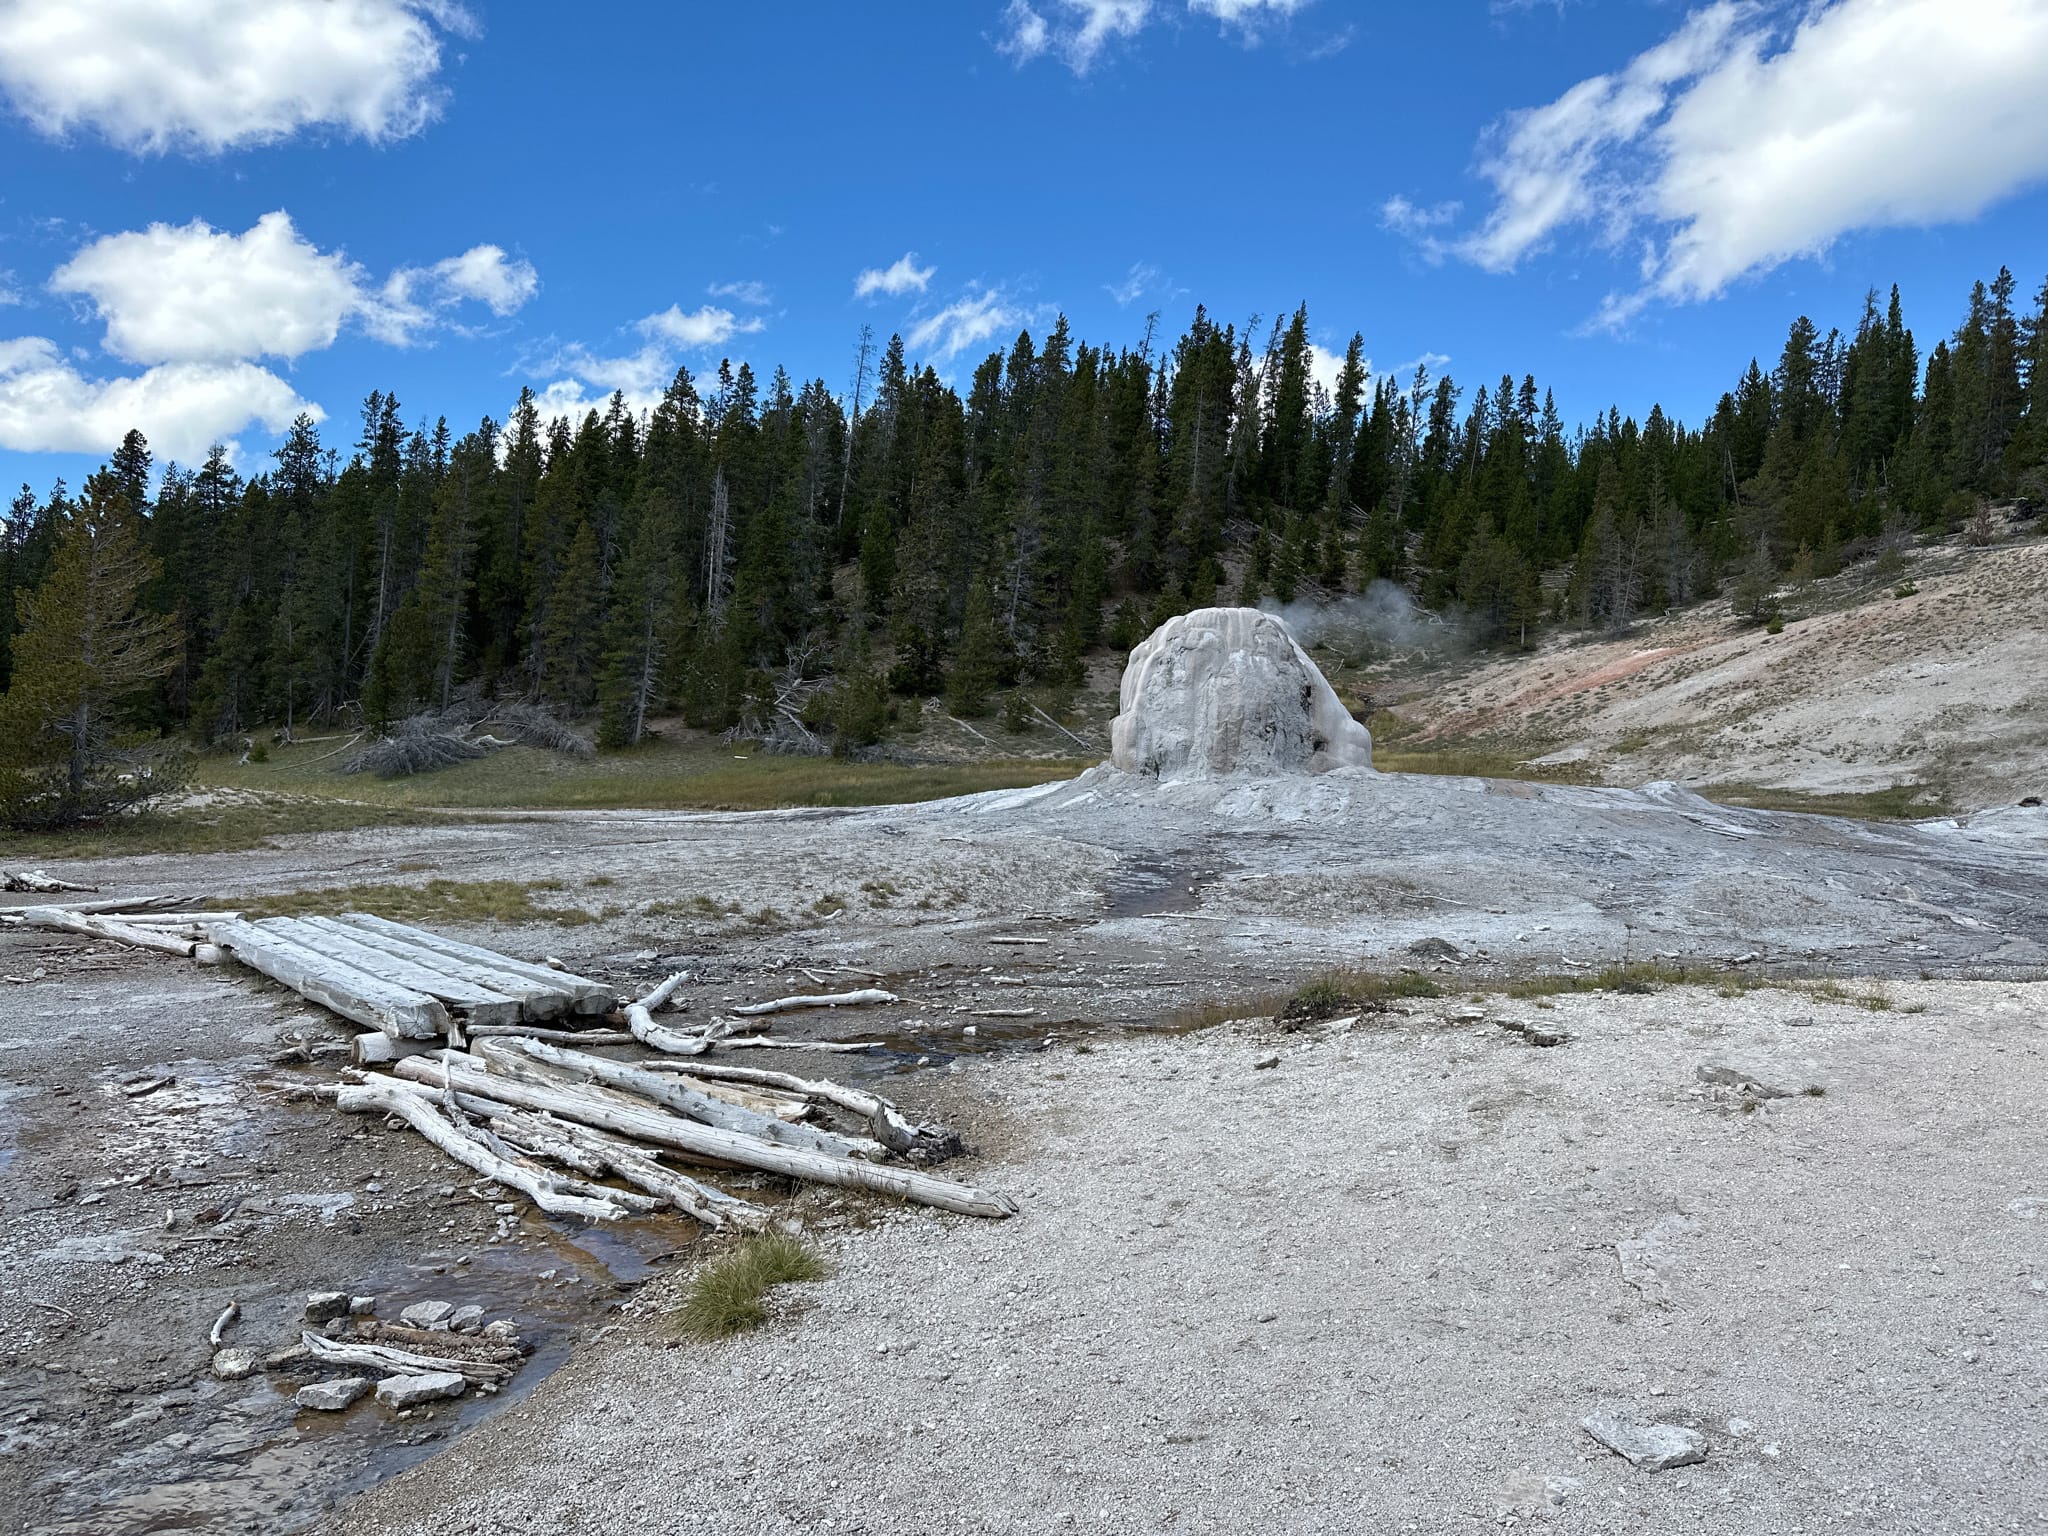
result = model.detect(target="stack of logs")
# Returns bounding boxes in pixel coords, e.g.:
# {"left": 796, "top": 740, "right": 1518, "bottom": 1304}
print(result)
{"left": 327, "top": 973, "right": 1018, "bottom": 1225}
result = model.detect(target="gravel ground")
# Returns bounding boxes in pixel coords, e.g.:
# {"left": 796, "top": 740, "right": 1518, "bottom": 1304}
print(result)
{"left": 330, "top": 978, "right": 2048, "bottom": 1536}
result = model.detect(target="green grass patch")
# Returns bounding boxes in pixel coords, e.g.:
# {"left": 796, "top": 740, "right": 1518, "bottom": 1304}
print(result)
{"left": 1282, "top": 968, "right": 1443, "bottom": 1021}
{"left": 1799, "top": 979, "right": 1894, "bottom": 1012}
{"left": 1701, "top": 781, "right": 1951, "bottom": 821}
{"left": 232, "top": 878, "right": 598, "bottom": 926}
{"left": 1371, "top": 748, "right": 1595, "bottom": 784}
{"left": 675, "top": 1232, "right": 830, "bottom": 1340}
{"left": 2, "top": 796, "right": 464, "bottom": 860}
{"left": 194, "top": 733, "right": 1087, "bottom": 814}
{"left": 1497, "top": 961, "right": 1755, "bottom": 999}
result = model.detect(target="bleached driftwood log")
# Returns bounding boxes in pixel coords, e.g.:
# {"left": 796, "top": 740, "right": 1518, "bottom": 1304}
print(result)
{"left": 479, "top": 1037, "right": 880, "bottom": 1158}
{"left": 463, "top": 1024, "right": 637, "bottom": 1045}
{"left": 301, "top": 1329, "right": 512, "bottom": 1384}
{"left": 268, "top": 916, "right": 526, "bottom": 1026}
{"left": 732, "top": 988, "right": 898, "bottom": 1016}
{"left": 210, "top": 918, "right": 450, "bottom": 1038}
{"left": 624, "top": 971, "right": 706, "bottom": 1053}
{"left": 640, "top": 1059, "right": 958, "bottom": 1159}
{"left": 210, "top": 1301, "right": 239, "bottom": 1347}
{"left": 19, "top": 906, "right": 205, "bottom": 957}
{"left": 0, "top": 894, "right": 184, "bottom": 917}
{"left": 335, "top": 1077, "right": 638, "bottom": 1221}
{"left": 392, "top": 1054, "right": 1017, "bottom": 1218}
{"left": 300, "top": 914, "right": 595, "bottom": 1022}
{"left": 0, "top": 870, "right": 96, "bottom": 893}
{"left": 332, "top": 913, "right": 612, "bottom": 1014}
{"left": 484, "top": 1108, "right": 768, "bottom": 1231}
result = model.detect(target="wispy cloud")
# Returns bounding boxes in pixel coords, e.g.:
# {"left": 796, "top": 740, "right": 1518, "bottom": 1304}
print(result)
{"left": 1388, "top": 0, "right": 2048, "bottom": 330}
{"left": 1105, "top": 262, "right": 1162, "bottom": 305}
{"left": 905, "top": 286, "right": 1028, "bottom": 363}
{"left": 708, "top": 278, "right": 772, "bottom": 306}
{"left": 996, "top": 0, "right": 1309, "bottom": 74}
{"left": 854, "top": 251, "right": 936, "bottom": 300}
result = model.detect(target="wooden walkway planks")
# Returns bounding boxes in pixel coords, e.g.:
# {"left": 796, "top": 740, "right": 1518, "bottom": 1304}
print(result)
{"left": 205, "top": 913, "right": 613, "bottom": 1038}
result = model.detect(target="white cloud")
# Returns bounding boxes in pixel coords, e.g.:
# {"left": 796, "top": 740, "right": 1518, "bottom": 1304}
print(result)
{"left": 529, "top": 301, "right": 768, "bottom": 427}
{"left": 52, "top": 211, "right": 362, "bottom": 364}
{"left": 709, "top": 279, "right": 773, "bottom": 306}
{"left": 0, "top": 272, "right": 21, "bottom": 306}
{"left": 50, "top": 212, "right": 537, "bottom": 361}
{"left": 1305, "top": 342, "right": 1370, "bottom": 402}
{"left": 1378, "top": 195, "right": 1461, "bottom": 256}
{"left": 0, "top": 0, "right": 472, "bottom": 154}
{"left": 1106, "top": 262, "right": 1161, "bottom": 305}
{"left": 905, "top": 287, "right": 1027, "bottom": 363}
{"left": 0, "top": 335, "right": 318, "bottom": 461}
{"left": 854, "top": 252, "right": 937, "bottom": 300}
{"left": 997, "top": 0, "right": 1309, "bottom": 72}
{"left": 1401, "top": 0, "right": 2048, "bottom": 326}
{"left": 640, "top": 304, "right": 762, "bottom": 349}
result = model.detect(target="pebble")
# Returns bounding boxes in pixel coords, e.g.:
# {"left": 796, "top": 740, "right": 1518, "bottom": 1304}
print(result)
{"left": 375, "top": 1371, "right": 467, "bottom": 1409}
{"left": 296, "top": 1377, "right": 372, "bottom": 1411}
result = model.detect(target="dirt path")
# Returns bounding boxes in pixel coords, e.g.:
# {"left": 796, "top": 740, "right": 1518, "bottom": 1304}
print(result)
{"left": 329, "top": 979, "right": 2048, "bottom": 1535}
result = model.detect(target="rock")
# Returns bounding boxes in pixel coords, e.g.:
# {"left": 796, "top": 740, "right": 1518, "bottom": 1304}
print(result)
{"left": 375, "top": 1371, "right": 467, "bottom": 1409}
{"left": 399, "top": 1301, "right": 455, "bottom": 1330}
{"left": 210, "top": 1348, "right": 259, "bottom": 1381}
{"left": 304, "top": 1291, "right": 349, "bottom": 1322}
{"left": 1407, "top": 936, "right": 1465, "bottom": 962}
{"left": 296, "top": 1377, "right": 372, "bottom": 1411}
{"left": 1498, "top": 1018, "right": 1568, "bottom": 1047}
{"left": 1580, "top": 1407, "right": 1708, "bottom": 1471}
{"left": 1696, "top": 1058, "right": 1821, "bottom": 1099}
{"left": 263, "top": 1345, "right": 313, "bottom": 1373}
{"left": 348, "top": 1295, "right": 377, "bottom": 1317}
{"left": 449, "top": 1305, "right": 485, "bottom": 1333}
{"left": 480, "top": 1320, "right": 522, "bottom": 1344}
{"left": 1498, "top": 1470, "right": 1581, "bottom": 1515}
{"left": 1252, "top": 1056, "right": 1280, "bottom": 1071}
{"left": 1107, "top": 607, "right": 1373, "bottom": 781}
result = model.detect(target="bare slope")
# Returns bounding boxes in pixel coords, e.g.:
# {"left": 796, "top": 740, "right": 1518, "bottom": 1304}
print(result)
{"left": 1372, "top": 531, "right": 2048, "bottom": 811}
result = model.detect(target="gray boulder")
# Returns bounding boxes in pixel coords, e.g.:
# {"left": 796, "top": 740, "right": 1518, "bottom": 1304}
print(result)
{"left": 296, "top": 1377, "right": 371, "bottom": 1411}
{"left": 375, "top": 1371, "right": 467, "bottom": 1408}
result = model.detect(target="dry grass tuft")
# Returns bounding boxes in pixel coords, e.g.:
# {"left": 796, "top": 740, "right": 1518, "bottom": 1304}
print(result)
{"left": 675, "top": 1232, "right": 831, "bottom": 1340}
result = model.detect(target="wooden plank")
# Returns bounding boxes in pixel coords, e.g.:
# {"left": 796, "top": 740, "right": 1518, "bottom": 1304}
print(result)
{"left": 276, "top": 916, "right": 527, "bottom": 1025}
{"left": 332, "top": 913, "right": 613, "bottom": 1014}
{"left": 208, "top": 918, "right": 448, "bottom": 1038}
{"left": 298, "top": 915, "right": 579, "bottom": 1022}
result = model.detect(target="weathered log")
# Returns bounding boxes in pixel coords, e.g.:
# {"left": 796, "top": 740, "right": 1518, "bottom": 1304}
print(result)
{"left": 19, "top": 906, "right": 201, "bottom": 957}
{"left": 478, "top": 1037, "right": 880, "bottom": 1159}
{"left": 300, "top": 1329, "right": 512, "bottom": 1384}
{"left": 210, "top": 918, "right": 450, "bottom": 1038}
{"left": 351, "top": 1033, "right": 440, "bottom": 1068}
{"left": 700, "top": 1034, "right": 883, "bottom": 1053}
{"left": 331, "top": 913, "right": 612, "bottom": 1014}
{"left": 302, "top": 914, "right": 592, "bottom": 1022}
{"left": 462, "top": 1025, "right": 637, "bottom": 1045}
{"left": 1, "top": 869, "right": 97, "bottom": 893}
{"left": 484, "top": 1108, "right": 768, "bottom": 1231}
{"left": 0, "top": 894, "right": 183, "bottom": 916}
{"left": 209, "top": 1301, "right": 239, "bottom": 1347}
{"left": 272, "top": 916, "right": 527, "bottom": 1025}
{"left": 392, "top": 1055, "right": 1017, "bottom": 1219}
{"left": 335, "top": 1077, "right": 635, "bottom": 1221}
{"left": 350, "top": 1321, "right": 526, "bottom": 1363}
{"left": 732, "top": 988, "right": 898, "bottom": 1016}
{"left": 640, "top": 1059, "right": 957, "bottom": 1160}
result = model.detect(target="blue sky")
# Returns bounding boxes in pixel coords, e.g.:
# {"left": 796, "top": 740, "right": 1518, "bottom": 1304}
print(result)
{"left": 2, "top": 0, "right": 2045, "bottom": 493}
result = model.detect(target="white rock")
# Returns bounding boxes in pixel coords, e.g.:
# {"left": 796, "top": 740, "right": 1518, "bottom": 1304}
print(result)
{"left": 1580, "top": 1407, "right": 1708, "bottom": 1471}
{"left": 210, "top": 1348, "right": 259, "bottom": 1381}
{"left": 399, "top": 1300, "right": 455, "bottom": 1329}
{"left": 449, "top": 1304, "right": 485, "bottom": 1333}
{"left": 374, "top": 1371, "right": 467, "bottom": 1408}
{"left": 1107, "top": 607, "right": 1373, "bottom": 782}
{"left": 296, "top": 1377, "right": 371, "bottom": 1411}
